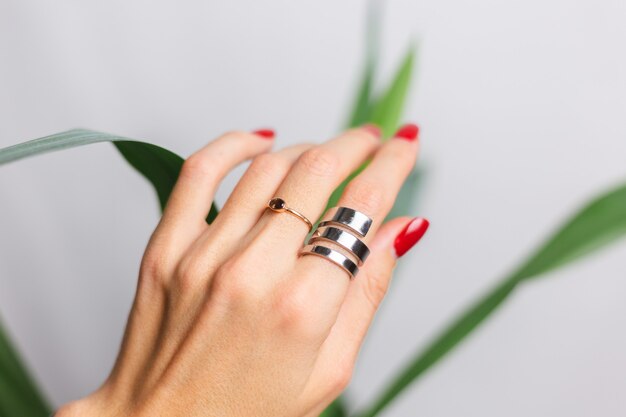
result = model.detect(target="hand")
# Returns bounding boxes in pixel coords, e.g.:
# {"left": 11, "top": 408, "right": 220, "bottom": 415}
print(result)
{"left": 57, "top": 124, "right": 429, "bottom": 417}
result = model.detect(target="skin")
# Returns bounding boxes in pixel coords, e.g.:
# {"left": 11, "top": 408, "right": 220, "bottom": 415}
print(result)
{"left": 56, "top": 126, "right": 420, "bottom": 417}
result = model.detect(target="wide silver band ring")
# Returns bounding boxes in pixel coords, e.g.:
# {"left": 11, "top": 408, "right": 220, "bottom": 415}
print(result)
{"left": 308, "top": 225, "right": 370, "bottom": 265}
{"left": 300, "top": 244, "right": 359, "bottom": 278}
{"left": 267, "top": 197, "right": 313, "bottom": 232}
{"left": 317, "top": 206, "right": 373, "bottom": 237}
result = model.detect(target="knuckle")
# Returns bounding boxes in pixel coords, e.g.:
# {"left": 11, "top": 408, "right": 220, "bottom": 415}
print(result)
{"left": 181, "top": 153, "right": 218, "bottom": 180}
{"left": 273, "top": 285, "right": 321, "bottom": 338}
{"left": 139, "top": 247, "right": 173, "bottom": 289}
{"left": 344, "top": 179, "right": 386, "bottom": 215}
{"left": 172, "top": 258, "right": 204, "bottom": 295}
{"left": 213, "top": 258, "right": 263, "bottom": 306}
{"left": 140, "top": 249, "right": 163, "bottom": 277}
{"left": 249, "top": 153, "right": 290, "bottom": 179}
{"left": 298, "top": 147, "right": 340, "bottom": 177}
{"left": 275, "top": 292, "right": 308, "bottom": 326}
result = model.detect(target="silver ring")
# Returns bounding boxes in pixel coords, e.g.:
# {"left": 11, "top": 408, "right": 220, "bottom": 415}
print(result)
{"left": 308, "top": 226, "right": 370, "bottom": 265}
{"left": 317, "top": 206, "right": 373, "bottom": 237}
{"left": 299, "top": 244, "right": 359, "bottom": 279}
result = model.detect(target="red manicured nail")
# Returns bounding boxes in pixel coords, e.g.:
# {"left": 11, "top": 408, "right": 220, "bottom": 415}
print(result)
{"left": 252, "top": 129, "right": 275, "bottom": 139}
{"left": 394, "top": 123, "right": 419, "bottom": 141}
{"left": 362, "top": 123, "right": 382, "bottom": 138}
{"left": 394, "top": 217, "right": 429, "bottom": 258}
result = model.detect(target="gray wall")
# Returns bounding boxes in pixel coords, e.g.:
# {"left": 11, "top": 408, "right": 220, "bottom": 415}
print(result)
{"left": 1, "top": 0, "right": 625, "bottom": 415}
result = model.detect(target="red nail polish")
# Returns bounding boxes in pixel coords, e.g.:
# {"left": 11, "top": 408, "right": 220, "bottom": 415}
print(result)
{"left": 394, "top": 217, "right": 429, "bottom": 258}
{"left": 252, "top": 129, "right": 275, "bottom": 139}
{"left": 394, "top": 123, "right": 419, "bottom": 141}
{"left": 362, "top": 123, "right": 382, "bottom": 138}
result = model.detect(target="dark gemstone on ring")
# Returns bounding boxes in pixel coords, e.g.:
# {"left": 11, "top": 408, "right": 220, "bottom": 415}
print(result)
{"left": 269, "top": 197, "right": 286, "bottom": 210}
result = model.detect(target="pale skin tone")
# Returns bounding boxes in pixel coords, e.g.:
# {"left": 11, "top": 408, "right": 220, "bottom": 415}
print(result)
{"left": 57, "top": 125, "right": 422, "bottom": 417}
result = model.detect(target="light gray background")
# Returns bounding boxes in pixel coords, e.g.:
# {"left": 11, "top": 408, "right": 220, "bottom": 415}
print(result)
{"left": 1, "top": 0, "right": 625, "bottom": 415}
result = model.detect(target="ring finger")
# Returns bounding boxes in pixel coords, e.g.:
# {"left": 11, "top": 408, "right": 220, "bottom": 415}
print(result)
{"left": 189, "top": 142, "right": 316, "bottom": 270}
{"left": 243, "top": 126, "right": 382, "bottom": 276}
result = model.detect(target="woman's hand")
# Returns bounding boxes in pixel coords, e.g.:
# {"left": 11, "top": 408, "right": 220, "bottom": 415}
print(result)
{"left": 57, "top": 124, "right": 429, "bottom": 417}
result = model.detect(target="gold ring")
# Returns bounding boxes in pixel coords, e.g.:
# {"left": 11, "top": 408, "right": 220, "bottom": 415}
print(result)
{"left": 267, "top": 197, "right": 313, "bottom": 232}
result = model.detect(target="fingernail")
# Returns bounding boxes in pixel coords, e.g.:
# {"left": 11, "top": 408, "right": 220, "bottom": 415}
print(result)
{"left": 393, "top": 123, "right": 419, "bottom": 141}
{"left": 252, "top": 129, "right": 275, "bottom": 139}
{"left": 394, "top": 217, "right": 429, "bottom": 258}
{"left": 362, "top": 123, "right": 382, "bottom": 138}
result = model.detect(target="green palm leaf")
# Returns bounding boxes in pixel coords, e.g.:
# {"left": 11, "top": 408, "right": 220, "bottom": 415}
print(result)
{"left": 0, "top": 319, "right": 50, "bottom": 417}
{"left": 325, "top": 48, "right": 416, "bottom": 214}
{"left": 356, "top": 181, "right": 626, "bottom": 417}
{"left": 345, "top": 0, "right": 381, "bottom": 128}
{"left": 369, "top": 47, "right": 416, "bottom": 139}
{"left": 0, "top": 129, "right": 219, "bottom": 220}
